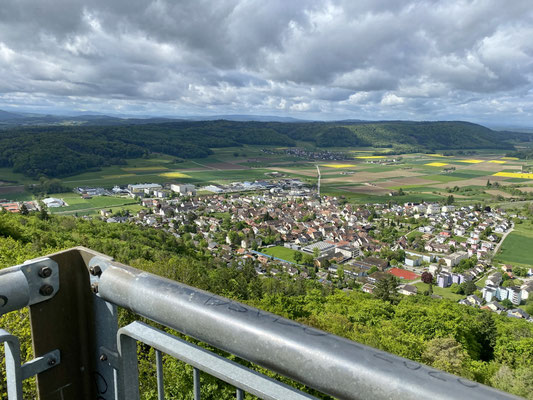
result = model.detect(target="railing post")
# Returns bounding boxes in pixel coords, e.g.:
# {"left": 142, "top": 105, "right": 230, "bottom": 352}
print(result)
{"left": 1, "top": 330, "right": 23, "bottom": 400}
{"left": 117, "top": 333, "right": 140, "bottom": 400}
{"left": 155, "top": 350, "right": 165, "bottom": 400}
{"left": 26, "top": 247, "right": 117, "bottom": 400}
{"left": 193, "top": 367, "right": 201, "bottom": 400}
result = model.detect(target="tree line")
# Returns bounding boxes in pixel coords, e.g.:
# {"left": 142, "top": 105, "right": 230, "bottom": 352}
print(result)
{"left": 0, "top": 120, "right": 519, "bottom": 178}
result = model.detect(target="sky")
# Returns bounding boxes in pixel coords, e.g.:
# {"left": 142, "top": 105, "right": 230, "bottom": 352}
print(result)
{"left": 0, "top": 0, "right": 532, "bottom": 126}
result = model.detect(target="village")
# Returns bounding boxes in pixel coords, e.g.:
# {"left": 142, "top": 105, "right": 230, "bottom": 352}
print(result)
{"left": 2, "top": 179, "right": 532, "bottom": 322}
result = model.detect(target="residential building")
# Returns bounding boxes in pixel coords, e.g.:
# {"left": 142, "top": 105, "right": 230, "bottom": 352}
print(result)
{"left": 443, "top": 251, "right": 468, "bottom": 267}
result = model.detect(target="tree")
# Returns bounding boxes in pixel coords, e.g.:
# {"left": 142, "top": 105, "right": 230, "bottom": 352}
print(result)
{"left": 19, "top": 204, "right": 29, "bottom": 215}
{"left": 313, "top": 247, "right": 320, "bottom": 259}
{"left": 373, "top": 275, "right": 400, "bottom": 304}
{"left": 38, "top": 207, "right": 49, "bottom": 221}
{"left": 422, "top": 337, "right": 468, "bottom": 376}
{"left": 302, "top": 254, "right": 314, "bottom": 266}
{"left": 449, "top": 283, "right": 462, "bottom": 294}
{"left": 293, "top": 251, "right": 302, "bottom": 264}
{"left": 446, "top": 195, "right": 455, "bottom": 205}
{"left": 501, "top": 299, "right": 513, "bottom": 309}
{"left": 337, "top": 266, "right": 345, "bottom": 282}
{"left": 460, "top": 280, "right": 477, "bottom": 296}
{"left": 491, "top": 365, "right": 533, "bottom": 399}
{"left": 421, "top": 271, "right": 433, "bottom": 284}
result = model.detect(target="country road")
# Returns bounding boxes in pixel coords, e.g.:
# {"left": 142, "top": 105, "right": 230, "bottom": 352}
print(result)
{"left": 493, "top": 222, "right": 514, "bottom": 257}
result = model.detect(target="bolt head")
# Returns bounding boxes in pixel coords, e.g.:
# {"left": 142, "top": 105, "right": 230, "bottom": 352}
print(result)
{"left": 91, "top": 283, "right": 99, "bottom": 294}
{"left": 47, "top": 358, "right": 56, "bottom": 366}
{"left": 99, "top": 354, "right": 107, "bottom": 362}
{"left": 89, "top": 265, "right": 102, "bottom": 277}
{"left": 39, "top": 284, "right": 54, "bottom": 296}
{"left": 38, "top": 266, "right": 52, "bottom": 278}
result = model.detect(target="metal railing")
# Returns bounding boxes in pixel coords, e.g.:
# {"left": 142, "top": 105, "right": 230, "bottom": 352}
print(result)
{"left": 0, "top": 247, "right": 522, "bottom": 400}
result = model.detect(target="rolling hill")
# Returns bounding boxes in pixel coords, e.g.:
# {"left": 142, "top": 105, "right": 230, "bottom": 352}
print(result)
{"left": 0, "top": 119, "right": 527, "bottom": 178}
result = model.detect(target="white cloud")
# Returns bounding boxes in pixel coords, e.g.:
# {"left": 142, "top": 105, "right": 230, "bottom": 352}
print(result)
{"left": 0, "top": 0, "right": 532, "bottom": 125}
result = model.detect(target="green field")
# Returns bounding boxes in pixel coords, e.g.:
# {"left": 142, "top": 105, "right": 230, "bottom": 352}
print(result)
{"left": 259, "top": 246, "right": 305, "bottom": 263}
{"left": 494, "top": 223, "right": 533, "bottom": 267}
{"left": 49, "top": 193, "right": 138, "bottom": 215}
{"left": 414, "top": 282, "right": 465, "bottom": 301}
{"left": 421, "top": 174, "right": 466, "bottom": 183}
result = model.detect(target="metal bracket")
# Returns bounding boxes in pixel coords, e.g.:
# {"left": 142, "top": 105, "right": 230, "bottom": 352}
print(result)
{"left": 88, "top": 255, "right": 114, "bottom": 296}
{"left": 21, "top": 349, "right": 61, "bottom": 379}
{"left": 0, "top": 258, "right": 59, "bottom": 315}
{"left": 21, "top": 258, "right": 60, "bottom": 305}
{"left": 1, "top": 329, "right": 60, "bottom": 400}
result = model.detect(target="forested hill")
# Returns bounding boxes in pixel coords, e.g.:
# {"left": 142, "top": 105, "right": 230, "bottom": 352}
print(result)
{"left": 0, "top": 120, "right": 520, "bottom": 178}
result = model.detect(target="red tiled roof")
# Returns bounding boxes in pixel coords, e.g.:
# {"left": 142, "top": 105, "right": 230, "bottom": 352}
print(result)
{"left": 387, "top": 268, "right": 420, "bottom": 280}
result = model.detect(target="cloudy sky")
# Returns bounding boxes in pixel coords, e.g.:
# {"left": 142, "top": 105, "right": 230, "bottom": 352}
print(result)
{"left": 1, "top": 0, "right": 532, "bottom": 125}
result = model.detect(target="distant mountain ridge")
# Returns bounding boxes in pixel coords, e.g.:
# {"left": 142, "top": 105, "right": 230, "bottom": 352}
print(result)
{"left": 0, "top": 109, "right": 307, "bottom": 126}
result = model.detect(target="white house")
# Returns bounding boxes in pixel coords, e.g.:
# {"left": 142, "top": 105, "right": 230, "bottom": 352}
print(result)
{"left": 42, "top": 198, "right": 65, "bottom": 208}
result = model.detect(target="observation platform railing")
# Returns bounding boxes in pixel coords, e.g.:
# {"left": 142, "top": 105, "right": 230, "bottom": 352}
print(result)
{"left": 0, "top": 247, "right": 521, "bottom": 399}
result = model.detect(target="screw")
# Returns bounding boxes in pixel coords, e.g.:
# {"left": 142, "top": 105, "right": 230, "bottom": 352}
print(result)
{"left": 89, "top": 265, "right": 102, "bottom": 277}
{"left": 47, "top": 358, "right": 56, "bottom": 366}
{"left": 99, "top": 354, "right": 107, "bottom": 362}
{"left": 39, "top": 284, "right": 54, "bottom": 296}
{"left": 91, "top": 283, "right": 99, "bottom": 294}
{"left": 38, "top": 266, "right": 52, "bottom": 278}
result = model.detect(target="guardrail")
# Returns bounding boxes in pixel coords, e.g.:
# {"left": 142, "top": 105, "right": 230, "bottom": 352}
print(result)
{"left": 0, "top": 247, "right": 521, "bottom": 399}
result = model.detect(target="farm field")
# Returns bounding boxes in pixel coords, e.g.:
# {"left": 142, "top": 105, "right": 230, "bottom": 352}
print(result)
{"left": 494, "top": 222, "right": 533, "bottom": 268}
{"left": 2, "top": 145, "right": 533, "bottom": 206}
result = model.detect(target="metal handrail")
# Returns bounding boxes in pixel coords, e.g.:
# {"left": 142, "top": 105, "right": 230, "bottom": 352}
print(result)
{"left": 0, "top": 247, "right": 523, "bottom": 400}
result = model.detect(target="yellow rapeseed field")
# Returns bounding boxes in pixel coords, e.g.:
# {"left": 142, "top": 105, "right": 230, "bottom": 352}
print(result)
{"left": 488, "top": 160, "right": 507, "bottom": 164}
{"left": 321, "top": 164, "right": 357, "bottom": 168}
{"left": 501, "top": 157, "right": 519, "bottom": 160}
{"left": 457, "top": 159, "right": 484, "bottom": 164}
{"left": 426, "top": 154, "right": 448, "bottom": 157}
{"left": 159, "top": 172, "right": 191, "bottom": 178}
{"left": 355, "top": 156, "right": 385, "bottom": 159}
{"left": 493, "top": 172, "right": 533, "bottom": 179}
{"left": 425, "top": 162, "right": 449, "bottom": 167}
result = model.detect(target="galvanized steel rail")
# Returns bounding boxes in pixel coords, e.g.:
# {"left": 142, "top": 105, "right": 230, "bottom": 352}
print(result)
{"left": 0, "top": 247, "right": 523, "bottom": 400}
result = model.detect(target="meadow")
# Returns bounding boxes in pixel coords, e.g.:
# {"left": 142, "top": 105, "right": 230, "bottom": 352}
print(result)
{"left": 48, "top": 192, "right": 138, "bottom": 216}
{"left": 414, "top": 282, "right": 465, "bottom": 301}
{"left": 259, "top": 246, "right": 305, "bottom": 264}
{"left": 494, "top": 222, "right": 533, "bottom": 268}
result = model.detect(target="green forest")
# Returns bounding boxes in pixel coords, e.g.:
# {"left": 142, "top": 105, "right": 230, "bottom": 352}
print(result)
{"left": 0, "top": 120, "right": 521, "bottom": 178}
{"left": 1, "top": 211, "right": 532, "bottom": 399}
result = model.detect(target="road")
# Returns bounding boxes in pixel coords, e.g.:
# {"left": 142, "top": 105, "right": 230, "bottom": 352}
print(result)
{"left": 493, "top": 222, "right": 514, "bottom": 256}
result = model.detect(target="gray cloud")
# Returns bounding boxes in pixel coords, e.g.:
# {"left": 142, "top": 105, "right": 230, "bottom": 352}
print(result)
{"left": 0, "top": 0, "right": 532, "bottom": 125}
